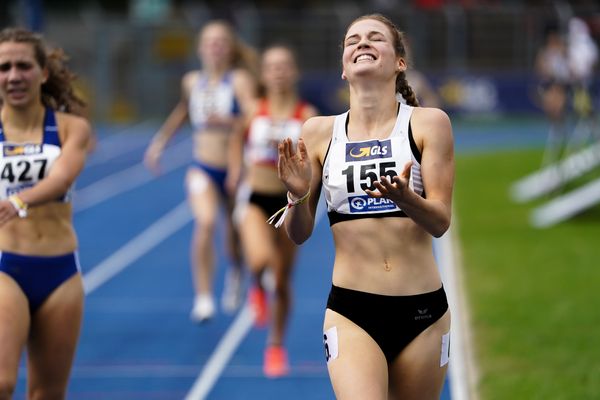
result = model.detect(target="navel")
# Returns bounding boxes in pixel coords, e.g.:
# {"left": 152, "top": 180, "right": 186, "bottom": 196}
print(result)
{"left": 383, "top": 258, "right": 391, "bottom": 272}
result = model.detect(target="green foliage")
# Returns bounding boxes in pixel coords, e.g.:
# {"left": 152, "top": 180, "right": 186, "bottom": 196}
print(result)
{"left": 455, "top": 149, "right": 600, "bottom": 400}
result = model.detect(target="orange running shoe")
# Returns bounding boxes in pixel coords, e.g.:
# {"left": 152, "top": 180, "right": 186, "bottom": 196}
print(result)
{"left": 263, "top": 345, "right": 290, "bottom": 378}
{"left": 249, "top": 286, "right": 268, "bottom": 327}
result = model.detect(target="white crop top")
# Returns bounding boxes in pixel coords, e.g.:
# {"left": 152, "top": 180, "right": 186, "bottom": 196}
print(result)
{"left": 188, "top": 71, "right": 240, "bottom": 131}
{"left": 0, "top": 108, "right": 71, "bottom": 202}
{"left": 322, "top": 103, "right": 424, "bottom": 225}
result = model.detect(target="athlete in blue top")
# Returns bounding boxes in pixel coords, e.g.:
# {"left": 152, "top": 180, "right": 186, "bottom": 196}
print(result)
{"left": 0, "top": 28, "right": 92, "bottom": 399}
{"left": 276, "top": 14, "right": 454, "bottom": 399}
{"left": 144, "top": 20, "right": 257, "bottom": 322}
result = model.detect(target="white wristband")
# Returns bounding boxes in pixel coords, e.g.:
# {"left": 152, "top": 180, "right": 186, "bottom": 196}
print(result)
{"left": 266, "top": 190, "right": 310, "bottom": 228}
{"left": 8, "top": 195, "right": 28, "bottom": 218}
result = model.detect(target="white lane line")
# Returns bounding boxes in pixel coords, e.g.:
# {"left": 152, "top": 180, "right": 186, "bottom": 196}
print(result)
{"left": 20, "top": 364, "right": 200, "bottom": 378}
{"left": 82, "top": 200, "right": 192, "bottom": 295}
{"left": 436, "top": 224, "right": 477, "bottom": 400}
{"left": 185, "top": 305, "right": 255, "bottom": 400}
{"left": 74, "top": 137, "right": 193, "bottom": 213}
{"left": 185, "top": 194, "right": 329, "bottom": 400}
{"left": 20, "top": 363, "right": 327, "bottom": 379}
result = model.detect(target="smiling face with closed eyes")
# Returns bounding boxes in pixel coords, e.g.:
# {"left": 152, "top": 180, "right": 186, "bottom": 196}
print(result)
{"left": 341, "top": 18, "right": 405, "bottom": 84}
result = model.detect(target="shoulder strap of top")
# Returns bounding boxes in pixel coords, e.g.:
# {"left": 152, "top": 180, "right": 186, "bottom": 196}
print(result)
{"left": 292, "top": 101, "right": 307, "bottom": 120}
{"left": 43, "top": 108, "right": 61, "bottom": 146}
{"left": 331, "top": 111, "right": 349, "bottom": 144}
{"left": 222, "top": 70, "right": 234, "bottom": 84}
{"left": 257, "top": 98, "right": 269, "bottom": 116}
{"left": 0, "top": 108, "right": 60, "bottom": 145}
{"left": 395, "top": 103, "right": 413, "bottom": 138}
{"left": 195, "top": 71, "right": 204, "bottom": 87}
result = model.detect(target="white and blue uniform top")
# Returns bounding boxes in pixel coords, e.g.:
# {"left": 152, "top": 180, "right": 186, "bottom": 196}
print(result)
{"left": 322, "top": 103, "right": 424, "bottom": 226}
{"left": 188, "top": 71, "right": 241, "bottom": 131}
{"left": 0, "top": 108, "right": 71, "bottom": 202}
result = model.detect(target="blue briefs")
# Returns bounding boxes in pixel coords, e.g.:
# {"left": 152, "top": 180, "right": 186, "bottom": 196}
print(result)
{"left": 191, "top": 160, "right": 228, "bottom": 196}
{"left": 0, "top": 251, "right": 80, "bottom": 314}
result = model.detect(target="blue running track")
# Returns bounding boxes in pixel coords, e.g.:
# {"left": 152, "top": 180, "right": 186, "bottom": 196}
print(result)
{"left": 14, "top": 118, "right": 548, "bottom": 399}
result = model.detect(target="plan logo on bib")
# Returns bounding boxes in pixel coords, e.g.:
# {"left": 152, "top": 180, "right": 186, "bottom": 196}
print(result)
{"left": 349, "top": 195, "right": 397, "bottom": 213}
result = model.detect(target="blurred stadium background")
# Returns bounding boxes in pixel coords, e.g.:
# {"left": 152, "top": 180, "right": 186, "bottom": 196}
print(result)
{"left": 3, "top": 0, "right": 600, "bottom": 121}
{"left": 3, "top": 1, "right": 600, "bottom": 399}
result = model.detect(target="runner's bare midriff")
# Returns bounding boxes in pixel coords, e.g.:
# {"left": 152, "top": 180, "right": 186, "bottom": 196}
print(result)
{"left": 0, "top": 202, "right": 77, "bottom": 255}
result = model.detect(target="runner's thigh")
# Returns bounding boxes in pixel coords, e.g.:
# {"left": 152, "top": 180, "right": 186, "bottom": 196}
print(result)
{"left": 324, "top": 309, "right": 388, "bottom": 400}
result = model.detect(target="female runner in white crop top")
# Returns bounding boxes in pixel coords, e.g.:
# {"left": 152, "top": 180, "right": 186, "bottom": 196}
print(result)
{"left": 276, "top": 14, "right": 454, "bottom": 400}
{"left": 229, "top": 44, "right": 317, "bottom": 378}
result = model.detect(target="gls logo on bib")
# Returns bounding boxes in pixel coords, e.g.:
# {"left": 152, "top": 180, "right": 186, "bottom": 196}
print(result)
{"left": 345, "top": 139, "right": 392, "bottom": 162}
{"left": 3, "top": 144, "right": 43, "bottom": 157}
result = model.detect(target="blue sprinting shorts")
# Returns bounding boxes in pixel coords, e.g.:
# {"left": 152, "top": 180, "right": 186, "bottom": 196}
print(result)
{"left": 0, "top": 251, "right": 80, "bottom": 314}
